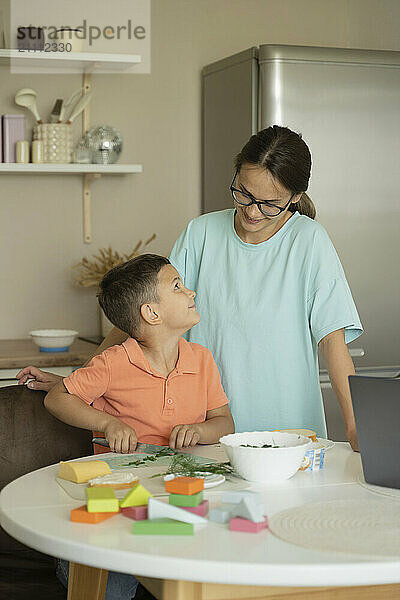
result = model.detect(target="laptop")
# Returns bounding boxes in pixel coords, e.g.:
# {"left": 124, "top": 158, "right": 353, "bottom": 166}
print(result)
{"left": 349, "top": 375, "right": 400, "bottom": 490}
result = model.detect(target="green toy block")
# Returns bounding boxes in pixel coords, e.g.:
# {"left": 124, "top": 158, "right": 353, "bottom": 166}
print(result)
{"left": 169, "top": 491, "right": 204, "bottom": 507}
{"left": 132, "top": 518, "right": 194, "bottom": 535}
{"left": 85, "top": 487, "right": 119, "bottom": 513}
{"left": 119, "top": 484, "right": 152, "bottom": 508}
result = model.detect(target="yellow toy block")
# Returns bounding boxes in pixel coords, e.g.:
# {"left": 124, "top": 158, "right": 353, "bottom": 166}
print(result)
{"left": 85, "top": 487, "right": 120, "bottom": 513}
{"left": 119, "top": 483, "right": 152, "bottom": 508}
{"left": 59, "top": 460, "right": 111, "bottom": 483}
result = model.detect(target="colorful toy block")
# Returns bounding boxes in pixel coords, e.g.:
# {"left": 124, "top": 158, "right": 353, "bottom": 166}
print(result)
{"left": 59, "top": 460, "right": 111, "bottom": 483}
{"left": 119, "top": 484, "right": 152, "bottom": 508}
{"left": 165, "top": 476, "right": 204, "bottom": 495}
{"left": 221, "top": 490, "right": 264, "bottom": 506}
{"left": 229, "top": 516, "right": 268, "bottom": 533}
{"left": 182, "top": 500, "right": 209, "bottom": 517}
{"left": 132, "top": 518, "right": 194, "bottom": 535}
{"left": 169, "top": 491, "right": 203, "bottom": 507}
{"left": 70, "top": 505, "right": 117, "bottom": 524}
{"left": 232, "top": 497, "right": 264, "bottom": 523}
{"left": 121, "top": 505, "right": 148, "bottom": 521}
{"left": 148, "top": 497, "right": 207, "bottom": 524}
{"left": 86, "top": 487, "right": 120, "bottom": 513}
{"left": 209, "top": 504, "right": 236, "bottom": 524}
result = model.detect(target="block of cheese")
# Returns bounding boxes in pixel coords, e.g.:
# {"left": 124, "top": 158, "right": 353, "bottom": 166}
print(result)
{"left": 59, "top": 460, "right": 111, "bottom": 483}
{"left": 274, "top": 428, "right": 318, "bottom": 442}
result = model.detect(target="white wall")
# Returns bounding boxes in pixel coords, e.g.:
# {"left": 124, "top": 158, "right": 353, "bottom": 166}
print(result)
{"left": 1, "top": 0, "right": 399, "bottom": 338}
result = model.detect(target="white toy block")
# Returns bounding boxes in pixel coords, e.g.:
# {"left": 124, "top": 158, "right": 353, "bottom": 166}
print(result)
{"left": 232, "top": 497, "right": 264, "bottom": 523}
{"left": 208, "top": 504, "right": 236, "bottom": 524}
{"left": 147, "top": 498, "right": 207, "bottom": 525}
{"left": 221, "top": 491, "right": 264, "bottom": 506}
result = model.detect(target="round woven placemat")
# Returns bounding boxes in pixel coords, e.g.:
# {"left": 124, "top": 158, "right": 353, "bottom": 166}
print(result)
{"left": 269, "top": 498, "right": 400, "bottom": 558}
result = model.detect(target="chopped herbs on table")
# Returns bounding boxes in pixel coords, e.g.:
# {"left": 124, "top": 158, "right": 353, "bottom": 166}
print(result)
{"left": 109, "top": 448, "right": 238, "bottom": 479}
{"left": 124, "top": 447, "right": 177, "bottom": 467}
{"left": 148, "top": 453, "right": 237, "bottom": 479}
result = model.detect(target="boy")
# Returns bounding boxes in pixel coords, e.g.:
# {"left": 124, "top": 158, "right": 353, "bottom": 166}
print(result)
{"left": 44, "top": 254, "right": 234, "bottom": 452}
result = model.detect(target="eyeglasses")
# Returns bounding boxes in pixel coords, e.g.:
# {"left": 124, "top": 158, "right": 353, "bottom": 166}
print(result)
{"left": 230, "top": 169, "right": 296, "bottom": 217}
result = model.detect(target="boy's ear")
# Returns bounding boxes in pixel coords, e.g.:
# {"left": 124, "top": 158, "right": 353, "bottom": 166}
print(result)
{"left": 140, "top": 303, "right": 162, "bottom": 326}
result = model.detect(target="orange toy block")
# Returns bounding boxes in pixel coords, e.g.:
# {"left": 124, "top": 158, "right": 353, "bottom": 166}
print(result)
{"left": 70, "top": 505, "right": 118, "bottom": 524}
{"left": 164, "top": 476, "right": 204, "bottom": 495}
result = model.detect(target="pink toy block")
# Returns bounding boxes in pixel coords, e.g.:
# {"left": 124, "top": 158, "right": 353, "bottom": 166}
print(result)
{"left": 181, "top": 500, "right": 209, "bottom": 517}
{"left": 229, "top": 516, "right": 268, "bottom": 533}
{"left": 121, "top": 505, "right": 148, "bottom": 520}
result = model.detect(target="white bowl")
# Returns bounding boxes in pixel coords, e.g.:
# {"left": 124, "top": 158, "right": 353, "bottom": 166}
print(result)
{"left": 29, "top": 329, "right": 78, "bottom": 352}
{"left": 220, "top": 431, "right": 313, "bottom": 484}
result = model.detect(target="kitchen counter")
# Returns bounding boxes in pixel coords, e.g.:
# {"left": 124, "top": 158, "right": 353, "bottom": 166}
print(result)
{"left": 0, "top": 338, "right": 98, "bottom": 370}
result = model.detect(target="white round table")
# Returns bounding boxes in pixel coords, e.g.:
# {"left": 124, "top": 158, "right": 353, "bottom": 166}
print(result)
{"left": 1, "top": 443, "right": 399, "bottom": 600}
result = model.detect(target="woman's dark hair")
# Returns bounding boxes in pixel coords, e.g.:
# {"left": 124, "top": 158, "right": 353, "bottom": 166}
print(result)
{"left": 234, "top": 125, "right": 316, "bottom": 219}
{"left": 97, "top": 254, "right": 170, "bottom": 339}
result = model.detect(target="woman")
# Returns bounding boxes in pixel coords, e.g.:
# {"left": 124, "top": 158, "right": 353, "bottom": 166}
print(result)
{"left": 18, "top": 125, "right": 362, "bottom": 449}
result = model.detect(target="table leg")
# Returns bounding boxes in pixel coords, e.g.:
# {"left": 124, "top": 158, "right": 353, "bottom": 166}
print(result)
{"left": 67, "top": 562, "right": 108, "bottom": 600}
{"left": 135, "top": 576, "right": 400, "bottom": 600}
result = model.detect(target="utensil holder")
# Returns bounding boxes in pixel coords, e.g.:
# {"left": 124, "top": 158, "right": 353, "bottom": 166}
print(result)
{"left": 32, "top": 123, "right": 73, "bottom": 163}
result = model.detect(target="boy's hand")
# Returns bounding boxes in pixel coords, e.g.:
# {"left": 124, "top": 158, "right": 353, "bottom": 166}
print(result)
{"left": 16, "top": 366, "right": 63, "bottom": 392}
{"left": 169, "top": 424, "right": 201, "bottom": 449}
{"left": 104, "top": 420, "right": 138, "bottom": 454}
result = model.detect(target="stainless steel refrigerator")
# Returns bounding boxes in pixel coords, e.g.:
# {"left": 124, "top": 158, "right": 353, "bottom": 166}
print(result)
{"left": 202, "top": 45, "right": 400, "bottom": 440}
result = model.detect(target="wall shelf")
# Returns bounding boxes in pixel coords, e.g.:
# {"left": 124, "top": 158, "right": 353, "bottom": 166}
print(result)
{"left": 0, "top": 163, "right": 143, "bottom": 174}
{"left": 0, "top": 51, "right": 143, "bottom": 243}
{"left": 0, "top": 49, "right": 141, "bottom": 72}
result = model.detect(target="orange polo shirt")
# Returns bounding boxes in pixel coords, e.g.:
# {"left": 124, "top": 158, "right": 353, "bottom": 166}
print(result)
{"left": 63, "top": 337, "right": 229, "bottom": 446}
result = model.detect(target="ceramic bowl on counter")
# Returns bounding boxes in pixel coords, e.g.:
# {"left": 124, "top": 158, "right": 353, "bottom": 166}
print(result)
{"left": 220, "top": 431, "right": 313, "bottom": 484}
{"left": 29, "top": 329, "right": 78, "bottom": 352}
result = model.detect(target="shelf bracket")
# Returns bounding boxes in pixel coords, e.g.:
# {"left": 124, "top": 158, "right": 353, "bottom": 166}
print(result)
{"left": 82, "top": 70, "right": 95, "bottom": 243}
{"left": 82, "top": 71, "right": 92, "bottom": 135}
{"left": 83, "top": 173, "right": 101, "bottom": 244}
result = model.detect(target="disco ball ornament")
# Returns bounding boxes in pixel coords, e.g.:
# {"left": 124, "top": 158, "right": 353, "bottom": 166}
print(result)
{"left": 86, "top": 125, "right": 123, "bottom": 164}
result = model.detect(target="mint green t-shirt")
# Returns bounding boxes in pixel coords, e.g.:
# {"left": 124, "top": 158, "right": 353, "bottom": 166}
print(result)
{"left": 169, "top": 209, "right": 363, "bottom": 438}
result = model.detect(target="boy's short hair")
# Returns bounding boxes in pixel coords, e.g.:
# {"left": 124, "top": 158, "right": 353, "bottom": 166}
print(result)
{"left": 97, "top": 254, "right": 170, "bottom": 339}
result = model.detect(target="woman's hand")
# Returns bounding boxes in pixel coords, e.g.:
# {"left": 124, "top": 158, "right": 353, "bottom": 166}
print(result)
{"left": 169, "top": 424, "right": 201, "bottom": 449}
{"left": 346, "top": 428, "right": 359, "bottom": 452}
{"left": 104, "top": 420, "right": 138, "bottom": 454}
{"left": 16, "top": 366, "right": 63, "bottom": 392}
